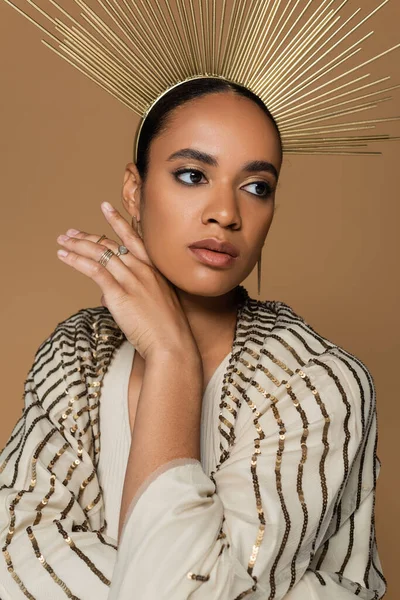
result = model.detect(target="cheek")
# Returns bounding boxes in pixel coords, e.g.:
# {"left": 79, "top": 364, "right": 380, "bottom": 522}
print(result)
{"left": 141, "top": 183, "right": 193, "bottom": 254}
{"left": 144, "top": 179, "right": 198, "bottom": 232}
{"left": 246, "top": 202, "right": 275, "bottom": 245}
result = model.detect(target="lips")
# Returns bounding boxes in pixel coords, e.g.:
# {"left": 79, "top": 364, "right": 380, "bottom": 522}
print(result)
{"left": 188, "top": 238, "right": 239, "bottom": 258}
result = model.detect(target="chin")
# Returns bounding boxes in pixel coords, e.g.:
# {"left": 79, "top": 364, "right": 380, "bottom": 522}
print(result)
{"left": 166, "top": 274, "right": 240, "bottom": 298}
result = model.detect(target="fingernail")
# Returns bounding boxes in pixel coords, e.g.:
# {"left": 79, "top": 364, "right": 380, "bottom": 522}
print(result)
{"left": 102, "top": 201, "right": 114, "bottom": 213}
{"left": 57, "top": 234, "right": 70, "bottom": 243}
{"left": 57, "top": 249, "right": 69, "bottom": 257}
{"left": 66, "top": 228, "right": 80, "bottom": 236}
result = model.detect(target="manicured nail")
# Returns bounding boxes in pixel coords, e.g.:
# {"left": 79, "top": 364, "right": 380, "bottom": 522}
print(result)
{"left": 66, "top": 228, "right": 80, "bottom": 236}
{"left": 102, "top": 201, "right": 114, "bottom": 213}
{"left": 57, "top": 249, "right": 69, "bottom": 257}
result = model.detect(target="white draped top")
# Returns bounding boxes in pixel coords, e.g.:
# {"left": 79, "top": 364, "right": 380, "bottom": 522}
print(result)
{"left": 97, "top": 339, "right": 231, "bottom": 542}
{"left": 0, "top": 288, "right": 387, "bottom": 599}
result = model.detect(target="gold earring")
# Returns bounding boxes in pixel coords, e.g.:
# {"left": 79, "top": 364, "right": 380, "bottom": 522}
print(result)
{"left": 132, "top": 215, "right": 143, "bottom": 238}
{"left": 257, "top": 254, "right": 262, "bottom": 297}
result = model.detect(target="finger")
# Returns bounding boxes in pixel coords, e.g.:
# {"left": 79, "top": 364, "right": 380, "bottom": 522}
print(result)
{"left": 100, "top": 202, "right": 153, "bottom": 266}
{"left": 56, "top": 234, "right": 146, "bottom": 291}
{"left": 65, "top": 230, "right": 125, "bottom": 258}
{"left": 56, "top": 246, "right": 126, "bottom": 301}
{"left": 65, "top": 230, "right": 123, "bottom": 251}
{"left": 62, "top": 230, "right": 145, "bottom": 278}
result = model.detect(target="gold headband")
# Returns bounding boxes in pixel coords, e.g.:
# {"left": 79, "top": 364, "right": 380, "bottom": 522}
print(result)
{"left": 3, "top": 0, "right": 400, "bottom": 160}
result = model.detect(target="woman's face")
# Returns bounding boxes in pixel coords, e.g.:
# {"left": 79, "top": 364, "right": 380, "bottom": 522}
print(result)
{"left": 124, "top": 92, "right": 282, "bottom": 297}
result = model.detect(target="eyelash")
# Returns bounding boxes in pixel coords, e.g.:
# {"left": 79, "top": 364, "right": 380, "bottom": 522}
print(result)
{"left": 173, "top": 168, "right": 274, "bottom": 199}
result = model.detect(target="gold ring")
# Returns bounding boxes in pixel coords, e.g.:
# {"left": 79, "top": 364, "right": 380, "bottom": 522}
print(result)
{"left": 98, "top": 248, "right": 114, "bottom": 267}
{"left": 96, "top": 234, "right": 107, "bottom": 244}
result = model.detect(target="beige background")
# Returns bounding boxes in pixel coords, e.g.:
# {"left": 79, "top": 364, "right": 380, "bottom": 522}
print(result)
{"left": 0, "top": 1, "right": 399, "bottom": 597}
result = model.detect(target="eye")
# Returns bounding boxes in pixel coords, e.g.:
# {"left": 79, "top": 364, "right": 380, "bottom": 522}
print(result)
{"left": 242, "top": 181, "right": 273, "bottom": 198}
{"left": 173, "top": 168, "right": 207, "bottom": 185}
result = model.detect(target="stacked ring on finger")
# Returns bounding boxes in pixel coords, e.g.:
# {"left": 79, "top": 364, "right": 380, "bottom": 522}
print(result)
{"left": 99, "top": 248, "right": 115, "bottom": 267}
{"left": 95, "top": 234, "right": 130, "bottom": 267}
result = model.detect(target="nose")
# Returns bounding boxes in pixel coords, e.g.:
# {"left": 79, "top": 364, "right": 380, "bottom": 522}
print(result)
{"left": 201, "top": 185, "right": 241, "bottom": 230}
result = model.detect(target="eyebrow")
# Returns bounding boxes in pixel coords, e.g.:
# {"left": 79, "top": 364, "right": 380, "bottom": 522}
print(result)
{"left": 167, "top": 148, "right": 278, "bottom": 180}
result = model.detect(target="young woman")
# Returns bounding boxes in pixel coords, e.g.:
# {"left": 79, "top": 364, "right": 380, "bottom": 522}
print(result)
{"left": 0, "top": 78, "right": 386, "bottom": 599}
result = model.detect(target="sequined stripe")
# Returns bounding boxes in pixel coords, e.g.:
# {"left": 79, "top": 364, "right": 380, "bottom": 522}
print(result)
{"left": 297, "top": 370, "right": 331, "bottom": 562}
{"left": 237, "top": 355, "right": 256, "bottom": 372}
{"left": 54, "top": 520, "right": 111, "bottom": 586}
{"left": 77, "top": 468, "right": 96, "bottom": 503}
{"left": 32, "top": 332, "right": 90, "bottom": 381}
{"left": 242, "top": 347, "right": 290, "bottom": 387}
{"left": 278, "top": 316, "right": 375, "bottom": 415}
{"left": 335, "top": 412, "right": 375, "bottom": 580}
{"left": 331, "top": 347, "right": 377, "bottom": 539}
{"left": 372, "top": 555, "right": 387, "bottom": 589}
{"left": 313, "top": 358, "right": 352, "bottom": 520}
{"left": 267, "top": 334, "right": 306, "bottom": 366}
{"left": 0, "top": 416, "right": 29, "bottom": 476}
{"left": 236, "top": 347, "right": 291, "bottom": 595}
{"left": 215, "top": 296, "right": 250, "bottom": 462}
{"left": 0, "top": 421, "right": 25, "bottom": 474}
{"left": 310, "top": 359, "right": 352, "bottom": 573}
{"left": 217, "top": 297, "right": 292, "bottom": 596}
{"left": 242, "top": 302, "right": 274, "bottom": 323}
{"left": 1, "top": 548, "right": 36, "bottom": 600}
{"left": 273, "top": 313, "right": 334, "bottom": 354}
{"left": 0, "top": 413, "right": 48, "bottom": 490}
{"left": 261, "top": 349, "right": 295, "bottom": 378}
{"left": 351, "top": 581, "right": 363, "bottom": 594}
{"left": 84, "top": 490, "right": 102, "bottom": 514}
{"left": 313, "top": 537, "right": 330, "bottom": 573}
{"left": 364, "top": 413, "right": 379, "bottom": 586}
{"left": 285, "top": 379, "right": 310, "bottom": 592}
{"left": 218, "top": 386, "right": 241, "bottom": 452}
{"left": 31, "top": 430, "right": 61, "bottom": 525}
{"left": 228, "top": 396, "right": 264, "bottom": 597}
{"left": 238, "top": 321, "right": 274, "bottom": 340}
{"left": 310, "top": 570, "right": 326, "bottom": 585}
{"left": 283, "top": 326, "right": 332, "bottom": 354}
{"left": 96, "top": 531, "right": 117, "bottom": 550}
{"left": 32, "top": 343, "right": 72, "bottom": 380}
{"left": 34, "top": 330, "right": 90, "bottom": 367}
{"left": 26, "top": 527, "right": 79, "bottom": 599}
{"left": 1, "top": 308, "right": 122, "bottom": 595}
{"left": 2, "top": 428, "right": 56, "bottom": 598}
{"left": 265, "top": 392, "right": 290, "bottom": 599}
{"left": 48, "top": 442, "right": 70, "bottom": 469}
{"left": 40, "top": 378, "right": 68, "bottom": 409}
{"left": 332, "top": 353, "right": 367, "bottom": 438}
{"left": 275, "top": 304, "right": 327, "bottom": 339}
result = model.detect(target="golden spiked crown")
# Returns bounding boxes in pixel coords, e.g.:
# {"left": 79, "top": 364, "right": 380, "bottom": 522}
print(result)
{"left": 3, "top": 0, "right": 400, "bottom": 158}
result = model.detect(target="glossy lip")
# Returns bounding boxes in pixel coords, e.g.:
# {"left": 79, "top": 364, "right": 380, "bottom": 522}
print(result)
{"left": 189, "top": 247, "right": 236, "bottom": 268}
{"left": 188, "top": 237, "right": 239, "bottom": 257}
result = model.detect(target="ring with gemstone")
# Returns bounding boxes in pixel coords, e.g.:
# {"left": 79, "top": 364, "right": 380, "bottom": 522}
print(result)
{"left": 115, "top": 245, "right": 128, "bottom": 257}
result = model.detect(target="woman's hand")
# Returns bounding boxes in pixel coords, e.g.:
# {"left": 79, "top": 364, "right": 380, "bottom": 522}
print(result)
{"left": 56, "top": 202, "right": 199, "bottom": 363}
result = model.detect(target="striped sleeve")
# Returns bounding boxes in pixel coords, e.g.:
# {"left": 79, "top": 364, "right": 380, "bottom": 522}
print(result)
{"left": 287, "top": 352, "right": 387, "bottom": 599}
{"left": 107, "top": 351, "right": 387, "bottom": 599}
{"left": 0, "top": 310, "right": 123, "bottom": 599}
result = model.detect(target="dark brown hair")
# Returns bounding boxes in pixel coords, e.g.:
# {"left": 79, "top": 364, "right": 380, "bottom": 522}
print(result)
{"left": 135, "top": 77, "right": 282, "bottom": 181}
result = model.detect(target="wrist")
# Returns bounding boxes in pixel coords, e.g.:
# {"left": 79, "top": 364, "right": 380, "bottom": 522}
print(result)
{"left": 146, "top": 345, "right": 202, "bottom": 372}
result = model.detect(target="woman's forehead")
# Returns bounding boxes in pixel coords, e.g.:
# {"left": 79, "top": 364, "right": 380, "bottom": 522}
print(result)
{"left": 153, "top": 93, "right": 282, "bottom": 166}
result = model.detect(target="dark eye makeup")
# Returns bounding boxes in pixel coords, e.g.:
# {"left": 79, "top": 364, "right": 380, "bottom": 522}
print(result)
{"left": 172, "top": 167, "right": 274, "bottom": 198}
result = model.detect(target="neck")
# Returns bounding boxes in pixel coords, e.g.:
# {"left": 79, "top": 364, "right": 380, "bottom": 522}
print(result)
{"left": 172, "top": 285, "right": 244, "bottom": 361}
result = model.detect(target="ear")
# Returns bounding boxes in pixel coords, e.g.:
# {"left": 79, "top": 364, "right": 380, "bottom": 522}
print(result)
{"left": 121, "top": 162, "right": 142, "bottom": 221}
